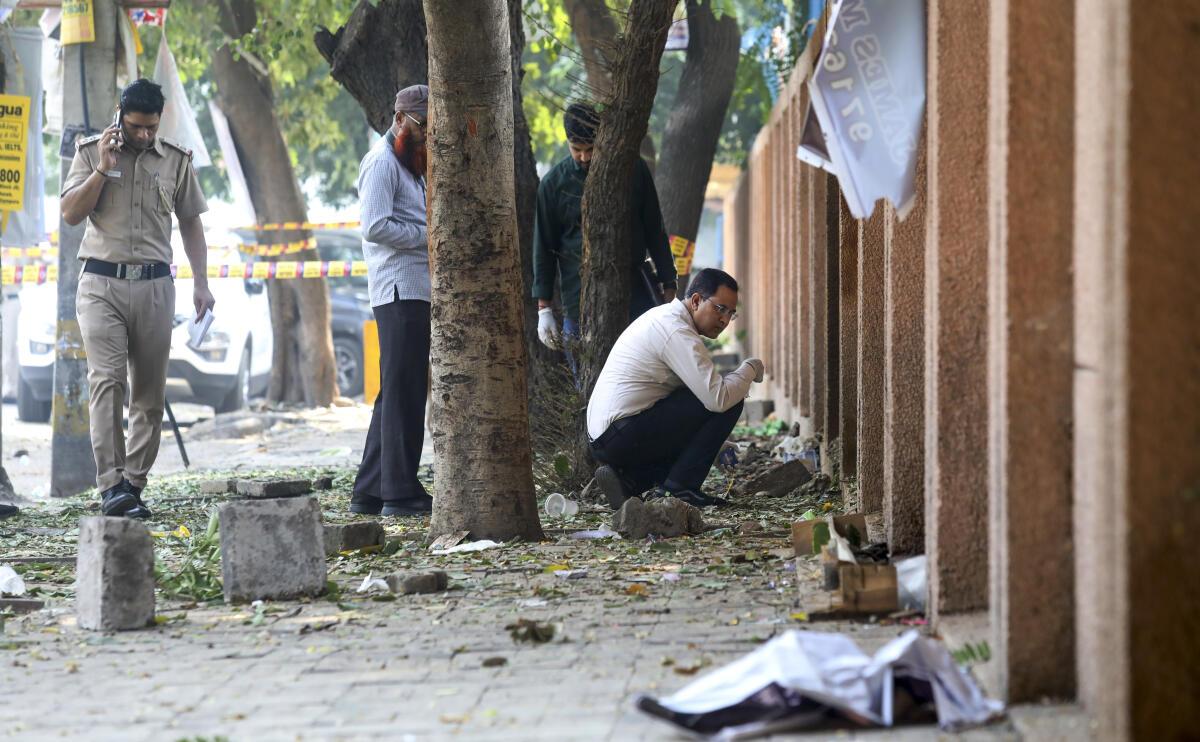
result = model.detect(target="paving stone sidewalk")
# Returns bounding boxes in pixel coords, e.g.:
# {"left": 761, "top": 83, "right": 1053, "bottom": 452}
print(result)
{"left": 1, "top": 483, "right": 1017, "bottom": 741}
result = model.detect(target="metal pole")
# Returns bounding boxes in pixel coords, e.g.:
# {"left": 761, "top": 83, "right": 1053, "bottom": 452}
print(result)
{"left": 51, "top": 0, "right": 118, "bottom": 496}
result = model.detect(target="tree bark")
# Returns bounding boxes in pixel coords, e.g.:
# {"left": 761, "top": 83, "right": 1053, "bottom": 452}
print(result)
{"left": 509, "top": 0, "right": 558, "bottom": 389}
{"left": 212, "top": 0, "right": 337, "bottom": 407}
{"left": 424, "top": 0, "right": 544, "bottom": 541}
{"left": 657, "top": 0, "right": 740, "bottom": 275}
{"left": 314, "top": 0, "right": 428, "bottom": 135}
{"left": 577, "top": 0, "right": 676, "bottom": 397}
{"left": 563, "top": 0, "right": 619, "bottom": 100}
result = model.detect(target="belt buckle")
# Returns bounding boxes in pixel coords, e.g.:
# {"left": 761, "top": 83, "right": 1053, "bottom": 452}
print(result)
{"left": 126, "top": 264, "right": 144, "bottom": 280}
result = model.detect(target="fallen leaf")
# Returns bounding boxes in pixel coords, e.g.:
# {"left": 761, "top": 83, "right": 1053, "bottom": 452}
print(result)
{"left": 625, "top": 584, "right": 650, "bottom": 598}
{"left": 481, "top": 656, "right": 507, "bottom": 668}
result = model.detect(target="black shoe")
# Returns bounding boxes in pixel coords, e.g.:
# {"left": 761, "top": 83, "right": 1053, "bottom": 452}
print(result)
{"left": 125, "top": 485, "right": 153, "bottom": 520}
{"left": 594, "top": 465, "right": 636, "bottom": 510}
{"left": 350, "top": 491, "right": 383, "bottom": 515}
{"left": 647, "top": 486, "right": 730, "bottom": 509}
{"left": 0, "top": 503, "right": 19, "bottom": 519}
{"left": 381, "top": 492, "right": 433, "bottom": 517}
{"left": 100, "top": 481, "right": 139, "bottom": 517}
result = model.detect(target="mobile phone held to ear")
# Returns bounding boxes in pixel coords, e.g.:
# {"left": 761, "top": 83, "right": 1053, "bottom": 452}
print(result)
{"left": 111, "top": 108, "right": 124, "bottom": 150}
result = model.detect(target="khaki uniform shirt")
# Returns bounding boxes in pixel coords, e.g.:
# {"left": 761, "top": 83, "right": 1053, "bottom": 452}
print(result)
{"left": 62, "top": 134, "right": 208, "bottom": 264}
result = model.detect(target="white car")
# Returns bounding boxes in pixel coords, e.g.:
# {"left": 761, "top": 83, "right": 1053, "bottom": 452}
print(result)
{"left": 15, "top": 230, "right": 272, "bottom": 421}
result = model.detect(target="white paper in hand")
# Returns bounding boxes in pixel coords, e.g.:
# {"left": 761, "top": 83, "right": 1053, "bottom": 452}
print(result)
{"left": 187, "top": 309, "right": 214, "bottom": 351}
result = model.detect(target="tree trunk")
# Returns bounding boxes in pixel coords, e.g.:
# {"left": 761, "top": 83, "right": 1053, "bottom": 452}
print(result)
{"left": 315, "top": 2, "right": 557, "bottom": 429}
{"left": 657, "top": 0, "right": 740, "bottom": 286}
{"left": 563, "top": 0, "right": 619, "bottom": 99}
{"left": 212, "top": 0, "right": 337, "bottom": 407}
{"left": 313, "top": 0, "right": 428, "bottom": 135}
{"left": 424, "top": 0, "right": 543, "bottom": 541}
{"left": 577, "top": 1, "right": 677, "bottom": 398}
{"left": 509, "top": 0, "right": 559, "bottom": 391}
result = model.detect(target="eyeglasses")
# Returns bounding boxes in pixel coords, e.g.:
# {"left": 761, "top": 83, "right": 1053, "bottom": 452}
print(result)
{"left": 404, "top": 113, "right": 427, "bottom": 130}
{"left": 704, "top": 297, "right": 738, "bottom": 320}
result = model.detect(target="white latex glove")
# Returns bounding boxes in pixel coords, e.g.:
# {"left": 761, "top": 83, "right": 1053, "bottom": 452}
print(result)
{"left": 537, "top": 307, "right": 561, "bottom": 350}
{"left": 743, "top": 357, "right": 765, "bottom": 383}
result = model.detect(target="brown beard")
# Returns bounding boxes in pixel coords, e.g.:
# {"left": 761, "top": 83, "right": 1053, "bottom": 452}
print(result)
{"left": 393, "top": 128, "right": 427, "bottom": 177}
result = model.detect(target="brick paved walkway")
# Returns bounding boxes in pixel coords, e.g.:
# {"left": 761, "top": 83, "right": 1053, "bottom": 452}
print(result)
{"left": 1, "top": 485, "right": 1017, "bottom": 741}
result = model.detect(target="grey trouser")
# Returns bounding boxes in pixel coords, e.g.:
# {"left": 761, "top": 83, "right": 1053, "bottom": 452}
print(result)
{"left": 76, "top": 272, "right": 174, "bottom": 491}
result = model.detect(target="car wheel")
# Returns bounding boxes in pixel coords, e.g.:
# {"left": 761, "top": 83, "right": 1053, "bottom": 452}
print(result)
{"left": 334, "top": 335, "right": 364, "bottom": 398}
{"left": 215, "top": 346, "right": 251, "bottom": 414}
{"left": 17, "top": 376, "right": 51, "bottom": 423}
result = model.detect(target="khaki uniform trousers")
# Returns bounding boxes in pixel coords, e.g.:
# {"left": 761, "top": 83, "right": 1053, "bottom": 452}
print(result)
{"left": 76, "top": 272, "right": 174, "bottom": 492}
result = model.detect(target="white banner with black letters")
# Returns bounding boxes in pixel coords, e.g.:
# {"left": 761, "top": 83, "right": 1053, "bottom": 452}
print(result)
{"left": 798, "top": 0, "right": 925, "bottom": 220}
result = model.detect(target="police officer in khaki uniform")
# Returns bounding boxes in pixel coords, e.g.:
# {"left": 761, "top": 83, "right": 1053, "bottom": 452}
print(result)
{"left": 61, "top": 79, "right": 213, "bottom": 519}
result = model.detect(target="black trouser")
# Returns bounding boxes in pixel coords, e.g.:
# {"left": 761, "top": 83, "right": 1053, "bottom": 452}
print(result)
{"left": 590, "top": 387, "right": 743, "bottom": 494}
{"left": 353, "top": 298, "right": 431, "bottom": 503}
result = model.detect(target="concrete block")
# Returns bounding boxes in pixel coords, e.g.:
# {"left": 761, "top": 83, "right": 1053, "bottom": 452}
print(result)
{"left": 323, "top": 521, "right": 385, "bottom": 555}
{"left": 741, "top": 399, "right": 775, "bottom": 425}
{"left": 732, "top": 458, "right": 812, "bottom": 497}
{"left": 76, "top": 517, "right": 155, "bottom": 631}
{"left": 219, "top": 496, "right": 326, "bottom": 603}
{"left": 235, "top": 479, "right": 313, "bottom": 499}
{"left": 386, "top": 570, "right": 448, "bottom": 595}
{"left": 612, "top": 498, "right": 705, "bottom": 539}
{"left": 199, "top": 479, "right": 237, "bottom": 495}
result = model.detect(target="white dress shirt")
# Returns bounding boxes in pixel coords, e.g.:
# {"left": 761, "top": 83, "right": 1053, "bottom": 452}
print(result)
{"left": 586, "top": 300, "right": 757, "bottom": 440}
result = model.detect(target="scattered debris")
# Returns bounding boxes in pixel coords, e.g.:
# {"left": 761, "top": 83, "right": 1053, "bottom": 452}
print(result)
{"left": 386, "top": 570, "right": 449, "bottom": 595}
{"left": 544, "top": 492, "right": 579, "bottom": 517}
{"left": 356, "top": 572, "right": 390, "bottom": 594}
{"left": 733, "top": 458, "right": 812, "bottom": 497}
{"left": 0, "top": 565, "right": 27, "bottom": 596}
{"left": 568, "top": 528, "right": 620, "bottom": 540}
{"left": 428, "top": 531, "right": 470, "bottom": 552}
{"left": 737, "top": 520, "right": 764, "bottom": 535}
{"left": 506, "top": 618, "right": 558, "bottom": 644}
{"left": 431, "top": 539, "right": 500, "bottom": 556}
{"left": 312, "top": 476, "right": 335, "bottom": 491}
{"left": 199, "top": 479, "right": 237, "bottom": 495}
{"left": 0, "top": 598, "right": 43, "bottom": 614}
{"left": 481, "top": 656, "right": 508, "bottom": 668}
{"left": 324, "top": 521, "right": 386, "bottom": 556}
{"left": 792, "top": 514, "right": 868, "bottom": 556}
{"left": 235, "top": 479, "right": 313, "bottom": 499}
{"left": 637, "top": 630, "right": 1003, "bottom": 736}
{"left": 612, "top": 497, "right": 705, "bottom": 539}
{"left": 895, "top": 555, "right": 928, "bottom": 612}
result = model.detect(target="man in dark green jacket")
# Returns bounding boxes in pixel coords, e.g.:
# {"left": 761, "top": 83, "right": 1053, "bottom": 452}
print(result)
{"left": 532, "top": 103, "right": 677, "bottom": 371}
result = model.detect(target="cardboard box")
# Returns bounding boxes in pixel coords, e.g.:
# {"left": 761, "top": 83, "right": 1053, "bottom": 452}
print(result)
{"left": 791, "top": 514, "right": 869, "bottom": 556}
{"left": 837, "top": 562, "right": 898, "bottom": 613}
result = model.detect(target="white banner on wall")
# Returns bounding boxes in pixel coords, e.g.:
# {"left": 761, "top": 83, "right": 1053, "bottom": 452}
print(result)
{"left": 801, "top": 0, "right": 926, "bottom": 220}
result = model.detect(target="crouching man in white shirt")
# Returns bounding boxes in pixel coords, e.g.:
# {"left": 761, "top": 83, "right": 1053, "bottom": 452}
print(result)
{"left": 586, "top": 268, "right": 765, "bottom": 509}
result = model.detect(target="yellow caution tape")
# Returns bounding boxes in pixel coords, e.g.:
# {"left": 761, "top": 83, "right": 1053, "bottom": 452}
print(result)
{"left": 238, "top": 237, "right": 320, "bottom": 257}
{"left": 2, "top": 261, "right": 368, "bottom": 285}
{"left": 235, "top": 220, "right": 360, "bottom": 232}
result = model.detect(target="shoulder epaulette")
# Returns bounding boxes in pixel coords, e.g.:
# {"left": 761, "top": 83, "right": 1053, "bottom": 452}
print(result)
{"left": 159, "top": 137, "right": 194, "bottom": 160}
{"left": 76, "top": 133, "right": 103, "bottom": 149}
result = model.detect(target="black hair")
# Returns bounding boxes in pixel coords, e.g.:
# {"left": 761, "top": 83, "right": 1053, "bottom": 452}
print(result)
{"left": 687, "top": 268, "right": 738, "bottom": 300}
{"left": 120, "top": 78, "right": 165, "bottom": 117}
{"left": 564, "top": 102, "right": 599, "bottom": 144}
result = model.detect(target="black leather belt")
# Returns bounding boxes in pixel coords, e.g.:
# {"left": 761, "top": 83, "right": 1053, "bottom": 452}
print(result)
{"left": 83, "top": 258, "right": 172, "bottom": 280}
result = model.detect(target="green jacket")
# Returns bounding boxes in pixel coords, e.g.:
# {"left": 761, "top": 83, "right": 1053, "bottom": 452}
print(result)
{"left": 532, "top": 155, "right": 677, "bottom": 322}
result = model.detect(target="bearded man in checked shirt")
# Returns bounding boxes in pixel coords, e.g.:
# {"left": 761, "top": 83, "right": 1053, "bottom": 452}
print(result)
{"left": 349, "top": 85, "right": 434, "bottom": 517}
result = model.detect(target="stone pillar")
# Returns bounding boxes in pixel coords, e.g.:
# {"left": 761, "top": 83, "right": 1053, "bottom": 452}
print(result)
{"left": 926, "top": 0, "right": 990, "bottom": 619}
{"left": 76, "top": 517, "right": 155, "bottom": 631}
{"left": 882, "top": 157, "right": 926, "bottom": 556}
{"left": 797, "top": 159, "right": 812, "bottom": 418}
{"left": 837, "top": 196, "right": 858, "bottom": 488}
{"left": 1073, "top": 0, "right": 1200, "bottom": 738}
{"left": 855, "top": 211, "right": 886, "bottom": 514}
{"left": 822, "top": 173, "right": 840, "bottom": 459}
{"left": 810, "top": 168, "right": 829, "bottom": 437}
{"left": 987, "top": 0, "right": 1075, "bottom": 702}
